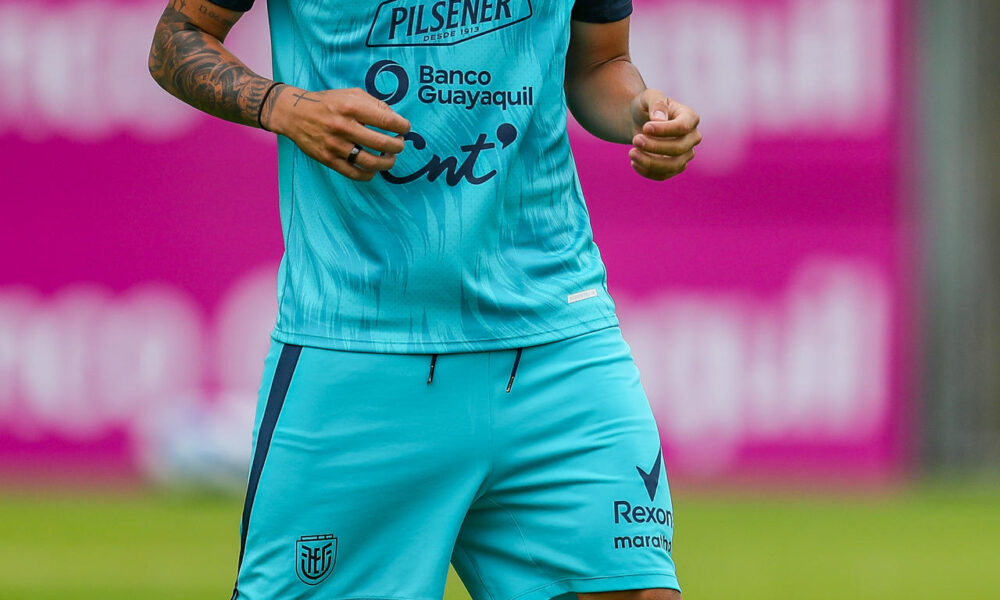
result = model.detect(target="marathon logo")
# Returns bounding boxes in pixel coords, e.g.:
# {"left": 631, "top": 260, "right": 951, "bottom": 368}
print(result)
{"left": 614, "top": 533, "right": 672, "bottom": 552}
{"left": 366, "top": 0, "right": 533, "bottom": 47}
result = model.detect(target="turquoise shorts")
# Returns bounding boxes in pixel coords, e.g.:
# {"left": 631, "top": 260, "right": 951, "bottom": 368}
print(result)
{"left": 231, "top": 326, "right": 680, "bottom": 599}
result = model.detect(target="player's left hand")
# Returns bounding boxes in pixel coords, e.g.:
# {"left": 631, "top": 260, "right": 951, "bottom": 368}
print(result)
{"left": 629, "top": 89, "right": 701, "bottom": 181}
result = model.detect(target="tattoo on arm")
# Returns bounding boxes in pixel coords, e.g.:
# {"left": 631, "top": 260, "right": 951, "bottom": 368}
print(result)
{"left": 292, "top": 92, "right": 321, "bottom": 107}
{"left": 149, "top": 6, "right": 271, "bottom": 128}
{"left": 259, "top": 84, "right": 288, "bottom": 131}
{"left": 198, "top": 4, "right": 236, "bottom": 28}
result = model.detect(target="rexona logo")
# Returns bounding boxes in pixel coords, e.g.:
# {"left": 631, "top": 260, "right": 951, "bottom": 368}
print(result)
{"left": 367, "top": 0, "right": 533, "bottom": 47}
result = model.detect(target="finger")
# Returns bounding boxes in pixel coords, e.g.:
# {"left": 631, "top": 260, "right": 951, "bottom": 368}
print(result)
{"left": 350, "top": 147, "right": 397, "bottom": 172}
{"left": 344, "top": 94, "right": 411, "bottom": 135}
{"left": 631, "top": 157, "right": 685, "bottom": 181}
{"left": 647, "top": 94, "right": 671, "bottom": 123}
{"left": 633, "top": 130, "right": 702, "bottom": 156}
{"left": 642, "top": 111, "right": 698, "bottom": 138}
{"left": 324, "top": 138, "right": 397, "bottom": 172}
{"left": 629, "top": 148, "right": 694, "bottom": 180}
{"left": 311, "top": 147, "right": 377, "bottom": 182}
{"left": 345, "top": 122, "right": 407, "bottom": 155}
{"left": 330, "top": 156, "right": 377, "bottom": 181}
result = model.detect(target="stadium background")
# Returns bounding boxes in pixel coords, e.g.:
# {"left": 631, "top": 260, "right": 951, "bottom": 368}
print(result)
{"left": 0, "top": 0, "right": 997, "bottom": 598}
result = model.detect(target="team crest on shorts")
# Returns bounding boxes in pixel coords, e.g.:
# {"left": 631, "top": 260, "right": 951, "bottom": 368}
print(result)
{"left": 295, "top": 534, "right": 337, "bottom": 585}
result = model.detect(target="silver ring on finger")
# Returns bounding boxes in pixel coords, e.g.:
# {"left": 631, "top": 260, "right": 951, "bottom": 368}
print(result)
{"left": 347, "top": 144, "right": 362, "bottom": 166}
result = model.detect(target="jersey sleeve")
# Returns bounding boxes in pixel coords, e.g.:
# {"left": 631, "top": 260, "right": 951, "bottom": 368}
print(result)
{"left": 207, "top": 0, "right": 255, "bottom": 11}
{"left": 571, "top": 0, "right": 633, "bottom": 23}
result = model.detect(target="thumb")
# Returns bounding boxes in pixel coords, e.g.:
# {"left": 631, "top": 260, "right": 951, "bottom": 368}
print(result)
{"left": 649, "top": 96, "right": 670, "bottom": 122}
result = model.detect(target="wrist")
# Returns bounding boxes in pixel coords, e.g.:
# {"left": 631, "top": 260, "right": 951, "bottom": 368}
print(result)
{"left": 261, "top": 83, "right": 294, "bottom": 135}
{"left": 629, "top": 90, "right": 648, "bottom": 133}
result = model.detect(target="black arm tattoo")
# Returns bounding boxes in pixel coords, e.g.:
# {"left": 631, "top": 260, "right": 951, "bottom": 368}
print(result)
{"left": 148, "top": 4, "right": 272, "bottom": 129}
{"left": 198, "top": 4, "right": 236, "bottom": 29}
{"left": 291, "top": 91, "right": 321, "bottom": 106}
{"left": 259, "top": 83, "right": 288, "bottom": 131}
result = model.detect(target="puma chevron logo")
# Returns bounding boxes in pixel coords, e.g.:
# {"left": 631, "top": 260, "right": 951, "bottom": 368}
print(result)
{"left": 635, "top": 449, "right": 663, "bottom": 502}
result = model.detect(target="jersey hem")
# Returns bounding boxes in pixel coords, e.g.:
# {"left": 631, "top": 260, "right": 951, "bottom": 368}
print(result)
{"left": 270, "top": 314, "right": 620, "bottom": 354}
{"left": 501, "top": 572, "right": 681, "bottom": 600}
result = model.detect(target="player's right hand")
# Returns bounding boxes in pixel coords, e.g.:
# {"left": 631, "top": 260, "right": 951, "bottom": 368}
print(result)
{"left": 265, "top": 86, "right": 411, "bottom": 182}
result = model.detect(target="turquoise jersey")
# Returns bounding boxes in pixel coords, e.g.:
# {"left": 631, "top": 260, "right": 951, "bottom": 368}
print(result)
{"left": 220, "top": 0, "right": 631, "bottom": 353}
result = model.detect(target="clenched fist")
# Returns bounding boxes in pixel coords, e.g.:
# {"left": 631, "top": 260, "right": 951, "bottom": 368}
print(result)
{"left": 628, "top": 89, "right": 701, "bottom": 181}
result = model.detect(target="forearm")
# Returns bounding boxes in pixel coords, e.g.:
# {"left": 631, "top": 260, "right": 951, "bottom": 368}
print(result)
{"left": 148, "top": 2, "right": 282, "bottom": 129}
{"left": 565, "top": 57, "right": 646, "bottom": 144}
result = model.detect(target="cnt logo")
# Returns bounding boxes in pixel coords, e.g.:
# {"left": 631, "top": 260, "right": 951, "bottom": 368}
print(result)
{"left": 363, "top": 60, "right": 522, "bottom": 187}
{"left": 367, "top": 0, "right": 533, "bottom": 47}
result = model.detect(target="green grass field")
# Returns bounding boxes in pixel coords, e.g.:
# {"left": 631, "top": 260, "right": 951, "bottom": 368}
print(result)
{"left": 1, "top": 483, "right": 997, "bottom": 599}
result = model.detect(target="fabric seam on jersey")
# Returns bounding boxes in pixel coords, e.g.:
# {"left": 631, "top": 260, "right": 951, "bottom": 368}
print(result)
{"left": 473, "top": 350, "right": 497, "bottom": 504}
{"left": 275, "top": 18, "right": 304, "bottom": 332}
{"left": 505, "top": 572, "right": 682, "bottom": 600}
{"left": 459, "top": 351, "right": 494, "bottom": 505}
{"left": 272, "top": 313, "right": 616, "bottom": 344}
{"left": 276, "top": 145, "right": 298, "bottom": 333}
{"left": 484, "top": 497, "right": 554, "bottom": 582}
{"left": 596, "top": 241, "right": 615, "bottom": 313}
{"left": 453, "top": 545, "right": 497, "bottom": 600}
{"left": 271, "top": 315, "right": 619, "bottom": 353}
{"left": 573, "top": 166, "right": 616, "bottom": 318}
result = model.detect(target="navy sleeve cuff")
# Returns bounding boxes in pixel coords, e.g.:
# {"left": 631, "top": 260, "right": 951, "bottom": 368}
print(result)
{"left": 571, "top": 0, "right": 633, "bottom": 23}
{"left": 207, "top": 0, "right": 255, "bottom": 12}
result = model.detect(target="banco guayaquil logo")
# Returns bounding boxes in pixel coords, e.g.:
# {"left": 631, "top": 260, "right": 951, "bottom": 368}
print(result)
{"left": 364, "top": 60, "right": 534, "bottom": 111}
{"left": 366, "top": 0, "right": 533, "bottom": 47}
{"left": 295, "top": 534, "right": 337, "bottom": 585}
{"left": 365, "top": 60, "right": 410, "bottom": 105}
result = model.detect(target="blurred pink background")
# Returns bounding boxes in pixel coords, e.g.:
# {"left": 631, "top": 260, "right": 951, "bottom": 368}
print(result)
{"left": 0, "top": 0, "right": 912, "bottom": 485}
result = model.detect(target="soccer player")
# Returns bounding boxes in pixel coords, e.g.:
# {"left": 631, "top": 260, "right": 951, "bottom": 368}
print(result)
{"left": 149, "top": 0, "right": 700, "bottom": 598}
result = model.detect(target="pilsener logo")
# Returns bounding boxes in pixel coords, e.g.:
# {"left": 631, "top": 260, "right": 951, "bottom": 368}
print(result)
{"left": 366, "top": 0, "right": 533, "bottom": 47}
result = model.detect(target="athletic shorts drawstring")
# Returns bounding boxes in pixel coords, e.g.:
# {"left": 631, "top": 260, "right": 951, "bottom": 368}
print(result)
{"left": 426, "top": 348, "right": 522, "bottom": 392}
{"left": 427, "top": 354, "right": 438, "bottom": 384}
{"left": 506, "top": 348, "right": 523, "bottom": 393}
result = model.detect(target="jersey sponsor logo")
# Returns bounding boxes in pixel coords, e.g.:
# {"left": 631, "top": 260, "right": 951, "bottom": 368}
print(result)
{"left": 295, "top": 534, "right": 337, "bottom": 585}
{"left": 366, "top": 0, "right": 533, "bottom": 47}
{"left": 636, "top": 448, "right": 663, "bottom": 501}
{"left": 365, "top": 61, "right": 535, "bottom": 111}
{"left": 610, "top": 500, "right": 674, "bottom": 554}
{"left": 365, "top": 60, "right": 410, "bottom": 105}
{"left": 613, "top": 500, "right": 672, "bottom": 526}
{"left": 610, "top": 448, "right": 673, "bottom": 554}
{"left": 381, "top": 124, "right": 518, "bottom": 186}
{"left": 614, "top": 533, "right": 673, "bottom": 552}
{"left": 363, "top": 60, "right": 522, "bottom": 187}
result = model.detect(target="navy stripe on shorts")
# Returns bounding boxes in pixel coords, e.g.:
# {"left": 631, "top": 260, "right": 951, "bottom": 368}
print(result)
{"left": 231, "top": 343, "right": 302, "bottom": 599}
